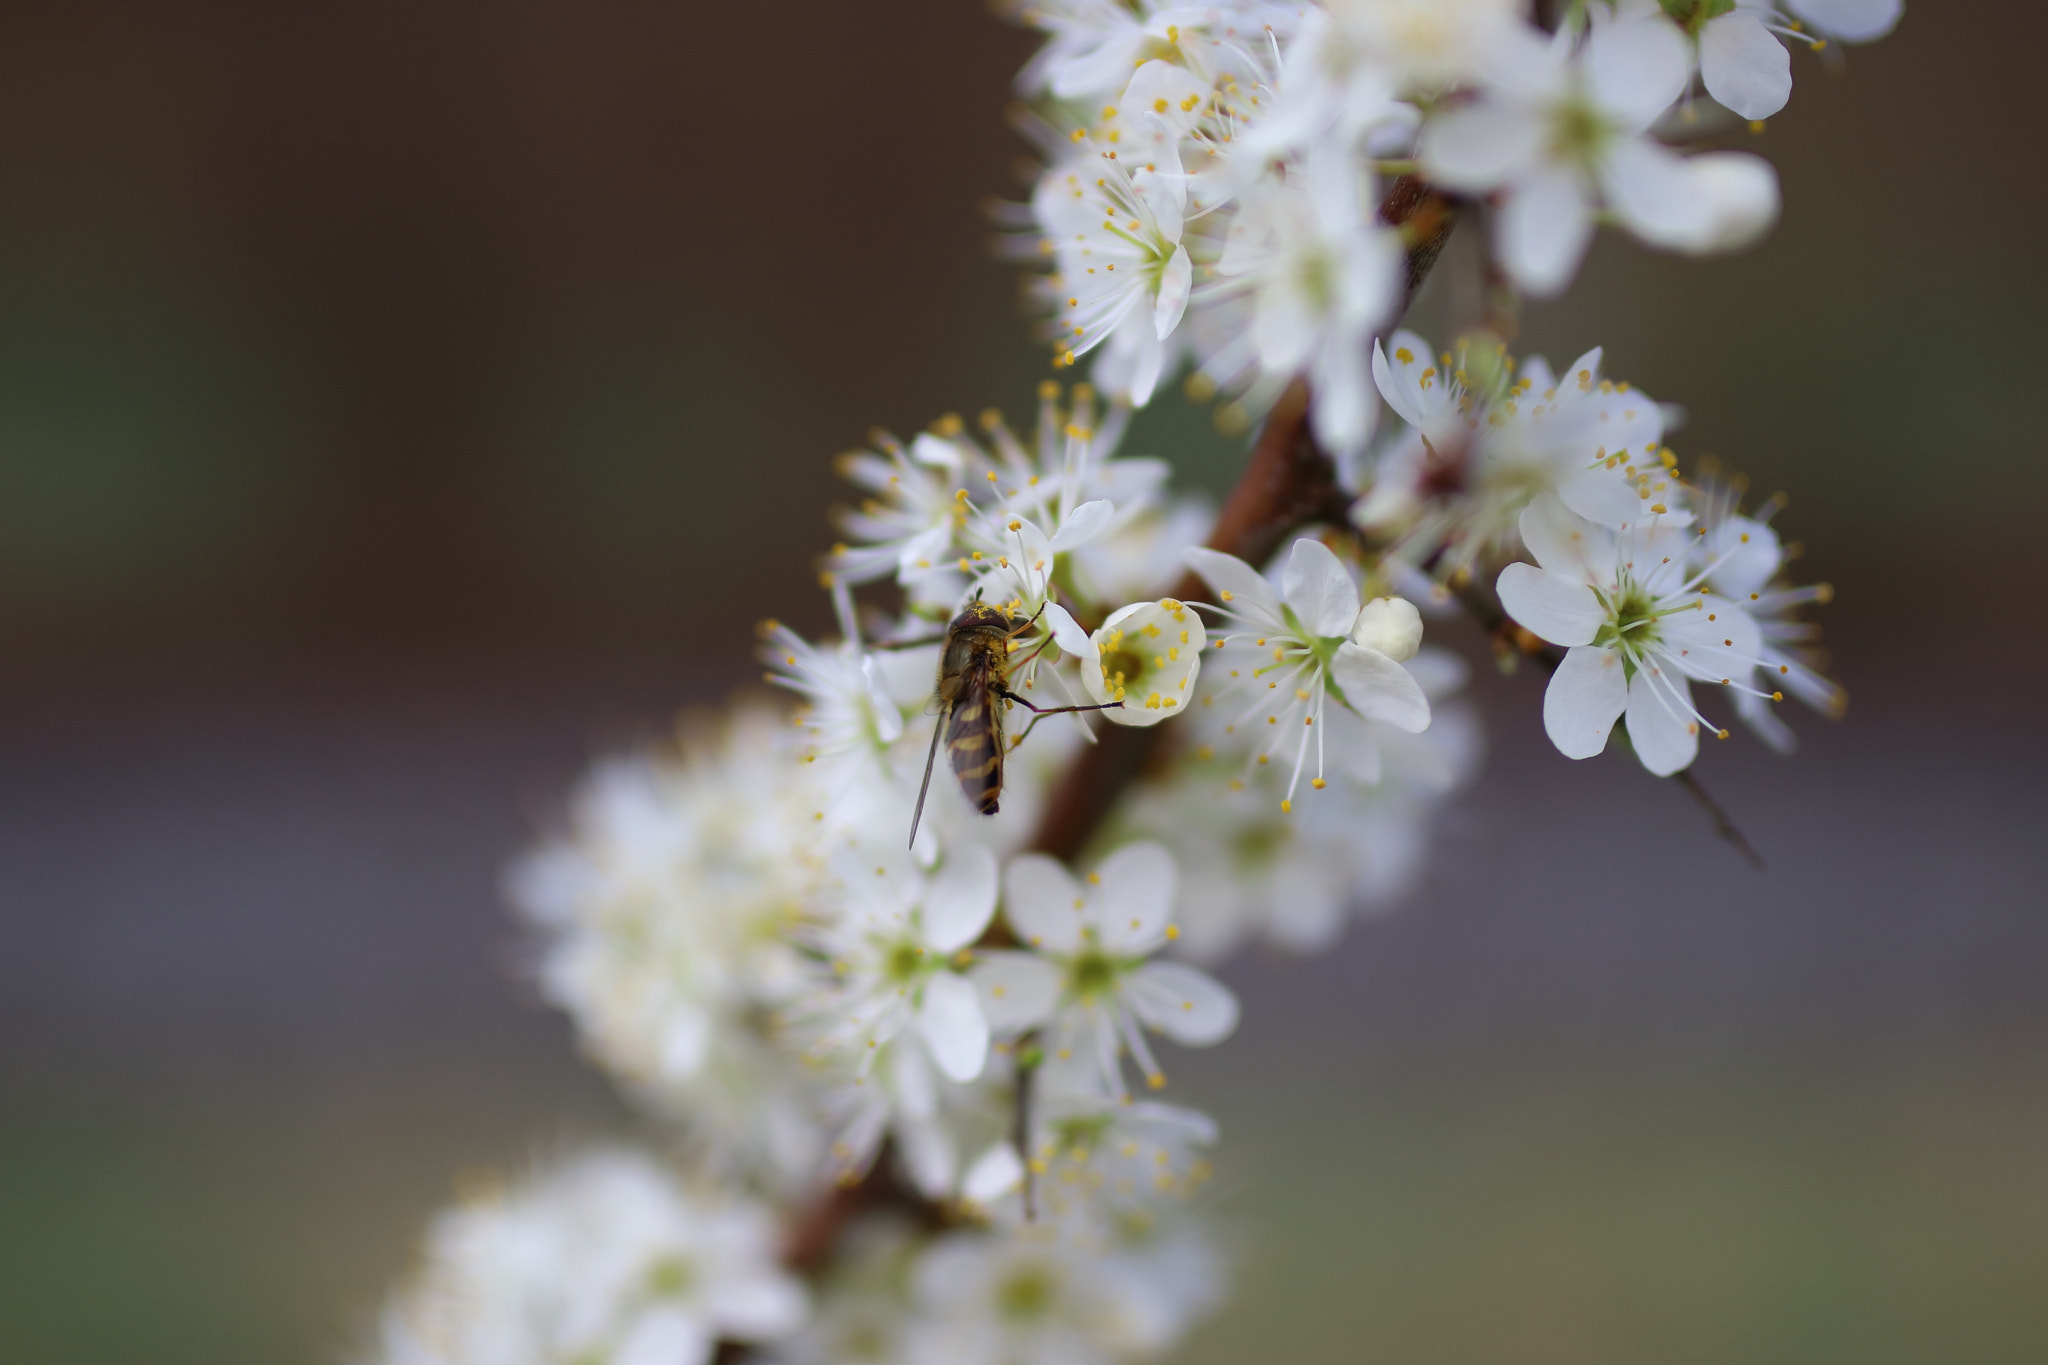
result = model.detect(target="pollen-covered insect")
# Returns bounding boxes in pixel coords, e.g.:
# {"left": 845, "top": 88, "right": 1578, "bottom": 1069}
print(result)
{"left": 908, "top": 600, "right": 1119, "bottom": 847}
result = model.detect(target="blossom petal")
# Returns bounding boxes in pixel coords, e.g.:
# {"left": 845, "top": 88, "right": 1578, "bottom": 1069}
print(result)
{"left": 1626, "top": 664, "right": 1700, "bottom": 775}
{"left": 860, "top": 656, "right": 904, "bottom": 744}
{"left": 616, "top": 1307, "right": 713, "bottom": 1365}
{"left": 896, "top": 524, "right": 952, "bottom": 581}
{"left": 1497, "top": 563, "right": 1606, "bottom": 647}
{"left": 1557, "top": 467, "right": 1647, "bottom": 527}
{"left": 1786, "top": 0, "right": 1901, "bottom": 42}
{"left": 1042, "top": 601, "right": 1093, "bottom": 656}
{"left": 1602, "top": 136, "right": 1712, "bottom": 246}
{"left": 1519, "top": 492, "right": 1617, "bottom": 583}
{"left": 1330, "top": 642, "right": 1432, "bottom": 732}
{"left": 1282, "top": 537, "right": 1362, "bottom": 638}
{"left": 968, "top": 951, "right": 1062, "bottom": 1033}
{"left": 1048, "top": 498, "right": 1115, "bottom": 552}
{"left": 1418, "top": 101, "right": 1543, "bottom": 190}
{"left": 1153, "top": 244, "right": 1193, "bottom": 339}
{"left": 1117, "top": 326, "right": 1167, "bottom": 406}
{"left": 923, "top": 844, "right": 998, "bottom": 953}
{"left": 1587, "top": 15, "right": 1689, "bottom": 130}
{"left": 917, "top": 971, "right": 991, "bottom": 1082}
{"left": 1663, "top": 594, "right": 1764, "bottom": 684}
{"left": 1370, "top": 333, "right": 1427, "bottom": 429}
{"left": 1002, "top": 854, "right": 1086, "bottom": 952}
{"left": 1091, "top": 840, "right": 1176, "bottom": 953}
{"left": 1671, "top": 152, "right": 1781, "bottom": 254}
{"left": 1498, "top": 167, "right": 1593, "bottom": 297}
{"left": 1544, "top": 645, "right": 1628, "bottom": 759}
{"left": 706, "top": 1270, "right": 807, "bottom": 1342}
{"left": 1186, "top": 546, "right": 1282, "bottom": 624}
{"left": 1309, "top": 330, "right": 1377, "bottom": 458}
{"left": 1126, "top": 961, "right": 1240, "bottom": 1045}
{"left": 960, "top": 1142, "right": 1024, "bottom": 1204}
{"left": 1701, "top": 12, "right": 1792, "bottom": 121}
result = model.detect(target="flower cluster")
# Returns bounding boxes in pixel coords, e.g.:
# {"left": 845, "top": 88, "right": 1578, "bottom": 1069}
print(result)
{"left": 1005, "top": 0, "right": 1898, "bottom": 453}
{"left": 358, "top": 2, "right": 1880, "bottom": 1360}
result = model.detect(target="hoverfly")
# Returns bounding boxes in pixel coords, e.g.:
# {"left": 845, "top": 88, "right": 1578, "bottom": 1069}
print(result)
{"left": 908, "top": 599, "right": 1119, "bottom": 847}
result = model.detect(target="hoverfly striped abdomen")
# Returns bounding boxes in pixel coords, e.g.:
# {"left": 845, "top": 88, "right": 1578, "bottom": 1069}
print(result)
{"left": 943, "top": 677, "right": 1004, "bottom": 814}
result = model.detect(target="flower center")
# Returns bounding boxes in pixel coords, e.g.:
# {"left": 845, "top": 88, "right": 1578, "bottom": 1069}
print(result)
{"left": 1232, "top": 820, "right": 1291, "bottom": 869}
{"left": 882, "top": 938, "right": 926, "bottom": 985}
{"left": 1595, "top": 583, "right": 1664, "bottom": 675}
{"left": 1659, "top": 0, "right": 1735, "bottom": 34}
{"left": 1548, "top": 95, "right": 1615, "bottom": 168}
{"left": 1050, "top": 1114, "right": 1115, "bottom": 1157}
{"left": 646, "top": 1255, "right": 696, "bottom": 1298}
{"left": 1066, "top": 948, "right": 1123, "bottom": 1002}
{"left": 1100, "top": 644, "right": 1148, "bottom": 699}
{"left": 1292, "top": 244, "right": 1336, "bottom": 309}
{"left": 996, "top": 1265, "right": 1057, "bottom": 1322}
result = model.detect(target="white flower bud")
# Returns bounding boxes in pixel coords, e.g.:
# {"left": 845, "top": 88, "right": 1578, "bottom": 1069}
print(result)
{"left": 1351, "top": 596, "right": 1423, "bottom": 662}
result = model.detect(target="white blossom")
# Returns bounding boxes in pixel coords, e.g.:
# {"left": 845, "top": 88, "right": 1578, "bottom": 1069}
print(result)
{"left": 1357, "top": 330, "right": 1674, "bottom": 579}
{"left": 1146, "top": 645, "right": 1478, "bottom": 957}
{"left": 970, "top": 842, "right": 1238, "bottom": 1096}
{"left": 506, "top": 713, "right": 828, "bottom": 1184}
{"left": 363, "top": 1147, "right": 804, "bottom": 1365}
{"left": 902, "top": 1215, "right": 1220, "bottom": 1365}
{"left": 965, "top": 1088, "right": 1219, "bottom": 1216}
{"left": 1419, "top": 12, "right": 1779, "bottom": 292}
{"left": 1036, "top": 118, "right": 1195, "bottom": 405}
{"left": 1082, "top": 596, "right": 1208, "bottom": 725}
{"left": 1187, "top": 536, "right": 1431, "bottom": 806}
{"left": 1210, "top": 153, "right": 1404, "bottom": 457}
{"left": 1694, "top": 472, "right": 1845, "bottom": 750}
{"left": 1497, "top": 492, "right": 1782, "bottom": 775}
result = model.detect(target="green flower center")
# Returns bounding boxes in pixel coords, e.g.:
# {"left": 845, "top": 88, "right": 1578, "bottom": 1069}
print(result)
{"left": 646, "top": 1255, "right": 695, "bottom": 1298}
{"left": 1232, "top": 820, "right": 1290, "bottom": 869}
{"left": 997, "top": 1266, "right": 1056, "bottom": 1322}
{"left": 1050, "top": 1114, "right": 1115, "bottom": 1157}
{"left": 1066, "top": 948, "right": 1124, "bottom": 1002}
{"left": 1100, "top": 645, "right": 1148, "bottom": 697}
{"left": 1593, "top": 584, "right": 1662, "bottom": 678}
{"left": 882, "top": 938, "right": 926, "bottom": 985}
{"left": 1548, "top": 96, "right": 1615, "bottom": 168}
{"left": 1659, "top": 0, "right": 1735, "bottom": 33}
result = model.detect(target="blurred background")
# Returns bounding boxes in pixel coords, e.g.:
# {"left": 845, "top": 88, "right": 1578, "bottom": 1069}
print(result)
{"left": 1, "top": 2, "right": 2043, "bottom": 1362}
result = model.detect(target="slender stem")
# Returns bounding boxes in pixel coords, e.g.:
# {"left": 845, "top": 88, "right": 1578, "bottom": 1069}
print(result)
{"left": 1012, "top": 1035, "right": 1038, "bottom": 1222}
{"left": 1672, "top": 769, "right": 1767, "bottom": 870}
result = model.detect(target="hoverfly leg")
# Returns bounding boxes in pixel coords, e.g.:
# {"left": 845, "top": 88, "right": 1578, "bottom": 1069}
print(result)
{"left": 992, "top": 685, "right": 1123, "bottom": 718}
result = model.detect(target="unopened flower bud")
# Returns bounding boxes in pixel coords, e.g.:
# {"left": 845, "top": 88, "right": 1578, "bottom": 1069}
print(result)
{"left": 1351, "top": 596, "right": 1423, "bottom": 662}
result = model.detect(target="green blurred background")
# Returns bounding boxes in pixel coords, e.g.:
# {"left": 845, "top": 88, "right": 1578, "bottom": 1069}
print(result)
{"left": 1, "top": 3, "right": 2043, "bottom": 1362}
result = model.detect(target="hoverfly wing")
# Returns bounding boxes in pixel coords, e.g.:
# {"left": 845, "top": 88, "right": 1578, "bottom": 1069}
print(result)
{"left": 908, "top": 698, "right": 949, "bottom": 850}
{"left": 944, "top": 672, "right": 1004, "bottom": 816}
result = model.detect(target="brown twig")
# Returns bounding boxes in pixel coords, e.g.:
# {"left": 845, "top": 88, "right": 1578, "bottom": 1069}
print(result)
{"left": 1672, "top": 769, "right": 1766, "bottom": 869}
